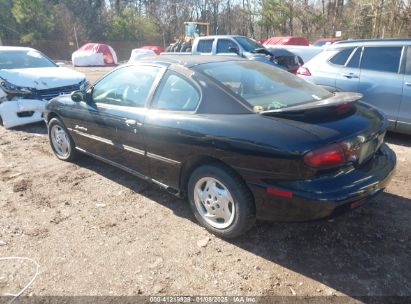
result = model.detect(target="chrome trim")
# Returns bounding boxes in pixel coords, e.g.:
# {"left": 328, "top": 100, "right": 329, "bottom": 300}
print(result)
{"left": 147, "top": 152, "right": 180, "bottom": 165}
{"left": 72, "top": 129, "right": 180, "bottom": 164}
{"left": 73, "top": 129, "right": 114, "bottom": 146}
{"left": 124, "top": 145, "right": 145, "bottom": 156}
{"left": 74, "top": 147, "right": 174, "bottom": 191}
{"left": 75, "top": 147, "right": 148, "bottom": 180}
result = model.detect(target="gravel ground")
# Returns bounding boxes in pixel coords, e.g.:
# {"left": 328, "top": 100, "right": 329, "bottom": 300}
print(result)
{"left": 0, "top": 67, "right": 410, "bottom": 301}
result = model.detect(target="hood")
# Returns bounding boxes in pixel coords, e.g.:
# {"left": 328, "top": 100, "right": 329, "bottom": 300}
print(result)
{"left": 0, "top": 67, "right": 86, "bottom": 90}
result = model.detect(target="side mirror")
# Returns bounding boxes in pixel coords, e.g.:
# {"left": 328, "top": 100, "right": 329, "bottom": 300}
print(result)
{"left": 56, "top": 62, "right": 65, "bottom": 67}
{"left": 71, "top": 90, "right": 85, "bottom": 102}
{"left": 228, "top": 46, "right": 240, "bottom": 55}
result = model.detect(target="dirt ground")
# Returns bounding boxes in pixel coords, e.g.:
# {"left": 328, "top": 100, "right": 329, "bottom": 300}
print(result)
{"left": 0, "top": 67, "right": 410, "bottom": 301}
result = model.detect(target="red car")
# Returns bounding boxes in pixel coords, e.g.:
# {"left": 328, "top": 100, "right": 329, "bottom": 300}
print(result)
{"left": 263, "top": 36, "right": 309, "bottom": 46}
{"left": 140, "top": 45, "right": 165, "bottom": 55}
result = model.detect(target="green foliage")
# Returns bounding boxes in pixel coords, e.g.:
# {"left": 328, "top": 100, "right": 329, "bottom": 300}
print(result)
{"left": 0, "top": 0, "right": 19, "bottom": 39}
{"left": 106, "top": 8, "right": 160, "bottom": 42}
{"left": 11, "top": 0, "right": 56, "bottom": 43}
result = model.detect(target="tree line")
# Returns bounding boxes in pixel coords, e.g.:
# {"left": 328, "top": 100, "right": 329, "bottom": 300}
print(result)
{"left": 1, "top": 0, "right": 411, "bottom": 48}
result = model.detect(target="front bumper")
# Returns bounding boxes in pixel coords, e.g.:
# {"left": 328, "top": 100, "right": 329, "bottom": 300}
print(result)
{"left": 0, "top": 99, "right": 45, "bottom": 128}
{"left": 250, "top": 144, "right": 396, "bottom": 221}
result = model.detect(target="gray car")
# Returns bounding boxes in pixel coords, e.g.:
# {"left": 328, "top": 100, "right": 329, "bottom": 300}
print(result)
{"left": 297, "top": 39, "right": 411, "bottom": 135}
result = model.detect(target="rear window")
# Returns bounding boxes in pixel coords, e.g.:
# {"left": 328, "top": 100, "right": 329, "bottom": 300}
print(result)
{"left": 329, "top": 48, "right": 354, "bottom": 65}
{"left": 197, "top": 39, "right": 213, "bottom": 53}
{"left": 361, "top": 46, "right": 402, "bottom": 73}
{"left": 196, "top": 61, "right": 332, "bottom": 112}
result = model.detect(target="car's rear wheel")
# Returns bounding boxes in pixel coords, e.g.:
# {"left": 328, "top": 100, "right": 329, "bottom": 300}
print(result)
{"left": 188, "top": 164, "right": 255, "bottom": 238}
{"left": 48, "top": 117, "right": 77, "bottom": 161}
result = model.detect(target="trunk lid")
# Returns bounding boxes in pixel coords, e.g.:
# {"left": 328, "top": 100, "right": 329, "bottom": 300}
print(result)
{"left": 261, "top": 93, "right": 387, "bottom": 167}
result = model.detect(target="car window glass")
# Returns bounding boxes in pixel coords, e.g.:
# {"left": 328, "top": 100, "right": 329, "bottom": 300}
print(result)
{"left": 198, "top": 61, "right": 331, "bottom": 112}
{"left": 92, "top": 65, "right": 160, "bottom": 107}
{"left": 152, "top": 73, "right": 200, "bottom": 111}
{"left": 197, "top": 39, "right": 213, "bottom": 53}
{"left": 346, "top": 47, "right": 361, "bottom": 68}
{"left": 404, "top": 47, "right": 411, "bottom": 75}
{"left": 361, "top": 47, "right": 402, "bottom": 73}
{"left": 216, "top": 39, "right": 238, "bottom": 53}
{"left": 329, "top": 48, "right": 354, "bottom": 65}
{"left": 0, "top": 50, "right": 57, "bottom": 69}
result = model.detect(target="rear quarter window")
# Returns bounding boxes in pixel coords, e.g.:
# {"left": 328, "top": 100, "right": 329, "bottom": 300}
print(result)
{"left": 197, "top": 39, "right": 213, "bottom": 53}
{"left": 329, "top": 48, "right": 354, "bottom": 65}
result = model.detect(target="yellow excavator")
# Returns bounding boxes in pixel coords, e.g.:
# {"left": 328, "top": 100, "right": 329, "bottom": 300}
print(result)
{"left": 166, "top": 21, "right": 210, "bottom": 52}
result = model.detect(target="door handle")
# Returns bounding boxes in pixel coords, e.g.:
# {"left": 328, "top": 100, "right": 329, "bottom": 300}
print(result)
{"left": 405, "top": 82, "right": 411, "bottom": 86}
{"left": 342, "top": 73, "right": 358, "bottom": 79}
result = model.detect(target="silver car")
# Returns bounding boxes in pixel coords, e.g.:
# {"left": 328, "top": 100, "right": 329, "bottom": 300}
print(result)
{"left": 297, "top": 39, "right": 411, "bottom": 135}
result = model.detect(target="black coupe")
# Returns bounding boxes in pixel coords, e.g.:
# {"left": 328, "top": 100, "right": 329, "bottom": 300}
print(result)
{"left": 44, "top": 56, "right": 396, "bottom": 238}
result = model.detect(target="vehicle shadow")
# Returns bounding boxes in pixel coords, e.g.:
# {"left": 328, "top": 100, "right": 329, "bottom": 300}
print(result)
{"left": 74, "top": 155, "right": 411, "bottom": 299}
{"left": 11, "top": 121, "right": 47, "bottom": 135}
{"left": 386, "top": 131, "right": 410, "bottom": 147}
{"left": 74, "top": 155, "right": 195, "bottom": 222}
{"left": 233, "top": 192, "right": 411, "bottom": 298}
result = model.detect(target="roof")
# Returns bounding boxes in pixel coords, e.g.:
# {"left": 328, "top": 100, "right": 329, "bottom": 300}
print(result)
{"left": 332, "top": 38, "right": 411, "bottom": 47}
{"left": 148, "top": 55, "right": 245, "bottom": 67}
{"left": 0, "top": 46, "right": 36, "bottom": 52}
{"left": 196, "top": 35, "right": 245, "bottom": 39}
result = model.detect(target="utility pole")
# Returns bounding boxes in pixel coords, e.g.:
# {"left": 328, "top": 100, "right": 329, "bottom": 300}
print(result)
{"left": 74, "top": 25, "right": 79, "bottom": 49}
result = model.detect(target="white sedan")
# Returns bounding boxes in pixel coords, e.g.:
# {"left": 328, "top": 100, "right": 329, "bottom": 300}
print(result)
{"left": 0, "top": 46, "right": 86, "bottom": 128}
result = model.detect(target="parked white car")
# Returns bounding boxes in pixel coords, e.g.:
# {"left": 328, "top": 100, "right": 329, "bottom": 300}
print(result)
{"left": 128, "top": 48, "right": 156, "bottom": 63}
{"left": 0, "top": 46, "right": 86, "bottom": 128}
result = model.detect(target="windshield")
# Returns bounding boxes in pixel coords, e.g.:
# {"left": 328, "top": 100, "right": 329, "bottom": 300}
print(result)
{"left": 196, "top": 61, "right": 332, "bottom": 112}
{"left": 233, "top": 37, "right": 264, "bottom": 52}
{"left": 0, "top": 50, "right": 57, "bottom": 69}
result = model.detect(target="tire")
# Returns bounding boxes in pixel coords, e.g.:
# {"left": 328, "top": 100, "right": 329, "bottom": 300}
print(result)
{"left": 0, "top": 115, "right": 3, "bottom": 126}
{"left": 188, "top": 164, "right": 256, "bottom": 238}
{"left": 48, "top": 117, "right": 78, "bottom": 161}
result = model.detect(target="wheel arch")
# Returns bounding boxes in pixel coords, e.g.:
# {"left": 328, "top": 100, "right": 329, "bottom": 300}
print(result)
{"left": 179, "top": 155, "right": 251, "bottom": 197}
{"left": 46, "top": 111, "right": 62, "bottom": 124}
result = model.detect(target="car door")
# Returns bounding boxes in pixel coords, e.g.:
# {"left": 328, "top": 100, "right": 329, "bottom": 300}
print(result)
{"left": 358, "top": 46, "right": 404, "bottom": 127}
{"left": 335, "top": 47, "right": 361, "bottom": 92}
{"left": 215, "top": 38, "right": 241, "bottom": 56}
{"left": 144, "top": 70, "right": 202, "bottom": 189}
{"left": 70, "top": 65, "right": 163, "bottom": 177}
{"left": 398, "top": 46, "right": 411, "bottom": 133}
{"left": 65, "top": 67, "right": 127, "bottom": 158}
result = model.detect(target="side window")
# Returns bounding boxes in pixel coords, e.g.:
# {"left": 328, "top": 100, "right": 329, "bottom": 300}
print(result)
{"left": 329, "top": 48, "right": 354, "bottom": 65}
{"left": 151, "top": 72, "right": 200, "bottom": 111}
{"left": 216, "top": 39, "right": 238, "bottom": 53}
{"left": 361, "top": 47, "right": 402, "bottom": 73}
{"left": 197, "top": 39, "right": 214, "bottom": 53}
{"left": 346, "top": 47, "right": 361, "bottom": 68}
{"left": 92, "top": 65, "right": 160, "bottom": 107}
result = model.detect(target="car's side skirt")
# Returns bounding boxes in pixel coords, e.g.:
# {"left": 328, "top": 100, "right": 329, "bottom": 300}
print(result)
{"left": 75, "top": 147, "right": 180, "bottom": 196}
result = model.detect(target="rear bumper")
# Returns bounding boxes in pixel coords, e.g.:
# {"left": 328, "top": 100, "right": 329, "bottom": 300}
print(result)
{"left": 249, "top": 144, "right": 396, "bottom": 221}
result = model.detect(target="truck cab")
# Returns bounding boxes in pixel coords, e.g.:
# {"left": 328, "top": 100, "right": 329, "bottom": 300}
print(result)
{"left": 191, "top": 35, "right": 278, "bottom": 68}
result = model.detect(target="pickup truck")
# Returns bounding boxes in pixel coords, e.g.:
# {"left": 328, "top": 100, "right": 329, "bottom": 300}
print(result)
{"left": 163, "top": 35, "right": 300, "bottom": 72}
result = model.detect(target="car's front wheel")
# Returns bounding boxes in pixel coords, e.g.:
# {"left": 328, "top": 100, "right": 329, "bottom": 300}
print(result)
{"left": 188, "top": 164, "right": 256, "bottom": 238}
{"left": 48, "top": 117, "right": 78, "bottom": 161}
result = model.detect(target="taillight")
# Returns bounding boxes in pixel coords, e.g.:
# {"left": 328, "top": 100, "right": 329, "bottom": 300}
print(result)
{"left": 296, "top": 66, "right": 311, "bottom": 76}
{"left": 304, "top": 143, "right": 345, "bottom": 168}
